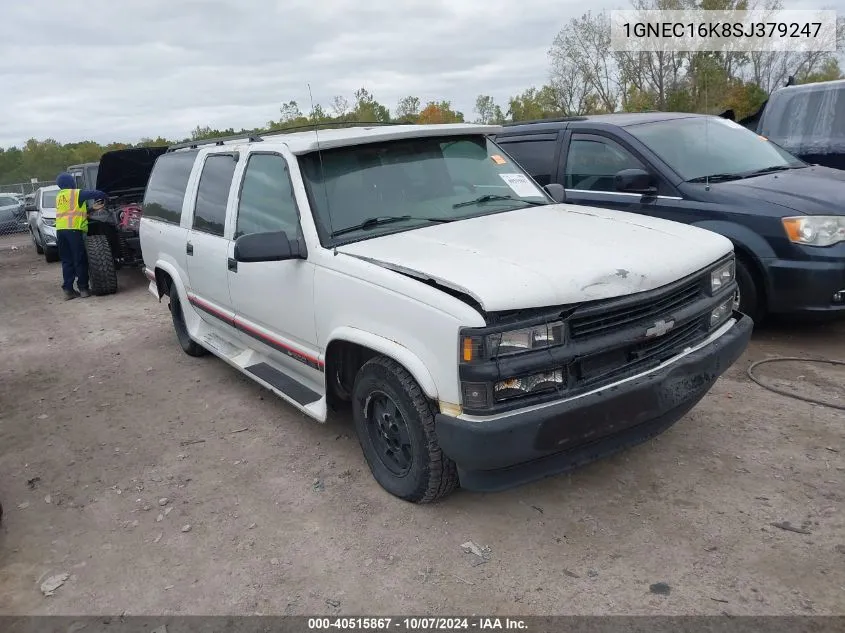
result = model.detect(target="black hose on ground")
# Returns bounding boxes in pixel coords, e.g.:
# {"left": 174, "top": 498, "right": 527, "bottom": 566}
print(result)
{"left": 746, "top": 356, "right": 845, "bottom": 411}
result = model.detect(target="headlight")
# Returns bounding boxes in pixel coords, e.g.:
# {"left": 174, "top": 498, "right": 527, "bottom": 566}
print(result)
{"left": 710, "top": 260, "right": 735, "bottom": 293}
{"left": 710, "top": 296, "right": 735, "bottom": 327}
{"left": 782, "top": 216, "right": 845, "bottom": 247}
{"left": 42, "top": 217, "right": 55, "bottom": 227}
{"left": 494, "top": 369, "right": 565, "bottom": 402}
{"left": 461, "top": 320, "right": 565, "bottom": 361}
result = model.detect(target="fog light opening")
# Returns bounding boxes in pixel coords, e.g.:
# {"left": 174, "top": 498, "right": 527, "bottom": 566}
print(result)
{"left": 833, "top": 290, "right": 845, "bottom": 304}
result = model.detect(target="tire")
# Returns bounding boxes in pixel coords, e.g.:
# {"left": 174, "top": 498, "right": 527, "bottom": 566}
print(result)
{"left": 736, "top": 256, "right": 764, "bottom": 324}
{"left": 84, "top": 234, "right": 118, "bottom": 295}
{"left": 32, "top": 229, "right": 44, "bottom": 254}
{"left": 169, "top": 284, "right": 207, "bottom": 357}
{"left": 351, "top": 356, "right": 458, "bottom": 503}
{"left": 44, "top": 246, "right": 59, "bottom": 263}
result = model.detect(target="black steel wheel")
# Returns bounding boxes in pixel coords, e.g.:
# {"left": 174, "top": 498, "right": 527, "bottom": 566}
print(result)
{"left": 352, "top": 356, "right": 458, "bottom": 503}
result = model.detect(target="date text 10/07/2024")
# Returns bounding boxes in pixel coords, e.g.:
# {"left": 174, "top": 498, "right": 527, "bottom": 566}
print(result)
{"left": 307, "top": 618, "right": 529, "bottom": 631}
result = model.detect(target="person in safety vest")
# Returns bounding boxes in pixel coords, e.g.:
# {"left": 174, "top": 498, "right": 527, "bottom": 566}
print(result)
{"left": 54, "top": 173, "right": 107, "bottom": 300}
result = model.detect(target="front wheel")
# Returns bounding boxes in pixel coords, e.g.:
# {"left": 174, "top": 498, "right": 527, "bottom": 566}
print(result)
{"left": 84, "top": 234, "right": 118, "bottom": 295}
{"left": 32, "top": 229, "right": 44, "bottom": 254}
{"left": 736, "top": 257, "right": 764, "bottom": 324}
{"left": 169, "top": 284, "right": 207, "bottom": 357}
{"left": 44, "top": 246, "right": 59, "bottom": 263}
{"left": 351, "top": 356, "right": 458, "bottom": 503}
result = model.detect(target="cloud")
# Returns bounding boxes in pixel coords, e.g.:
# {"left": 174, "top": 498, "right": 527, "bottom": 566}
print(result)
{"left": 0, "top": 0, "right": 607, "bottom": 147}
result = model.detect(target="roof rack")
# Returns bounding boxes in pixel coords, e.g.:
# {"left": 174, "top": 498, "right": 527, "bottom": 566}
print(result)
{"left": 502, "top": 116, "right": 588, "bottom": 126}
{"left": 166, "top": 121, "right": 400, "bottom": 152}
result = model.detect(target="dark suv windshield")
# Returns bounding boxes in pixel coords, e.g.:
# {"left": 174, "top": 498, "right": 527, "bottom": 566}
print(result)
{"left": 627, "top": 117, "right": 804, "bottom": 181}
{"left": 298, "top": 135, "right": 549, "bottom": 245}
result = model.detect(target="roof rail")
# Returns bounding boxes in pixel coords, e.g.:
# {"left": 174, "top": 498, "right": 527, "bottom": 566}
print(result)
{"left": 503, "top": 116, "right": 588, "bottom": 126}
{"left": 167, "top": 121, "right": 400, "bottom": 152}
{"left": 167, "top": 133, "right": 265, "bottom": 152}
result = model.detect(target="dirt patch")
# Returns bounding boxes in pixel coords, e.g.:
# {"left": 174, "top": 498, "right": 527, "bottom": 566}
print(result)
{"left": 1, "top": 233, "right": 843, "bottom": 615}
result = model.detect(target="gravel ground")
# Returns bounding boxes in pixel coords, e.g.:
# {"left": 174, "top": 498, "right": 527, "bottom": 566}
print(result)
{"left": 0, "top": 232, "right": 843, "bottom": 616}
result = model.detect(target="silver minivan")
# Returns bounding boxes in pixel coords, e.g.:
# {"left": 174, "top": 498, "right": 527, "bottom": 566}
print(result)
{"left": 28, "top": 185, "right": 60, "bottom": 262}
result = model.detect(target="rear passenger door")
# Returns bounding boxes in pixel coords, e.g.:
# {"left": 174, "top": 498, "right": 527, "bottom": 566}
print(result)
{"left": 227, "top": 151, "right": 320, "bottom": 387}
{"left": 494, "top": 133, "right": 561, "bottom": 187}
{"left": 185, "top": 151, "right": 239, "bottom": 331}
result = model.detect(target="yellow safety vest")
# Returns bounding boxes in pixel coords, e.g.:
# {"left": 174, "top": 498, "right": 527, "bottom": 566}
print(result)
{"left": 55, "top": 189, "right": 88, "bottom": 232}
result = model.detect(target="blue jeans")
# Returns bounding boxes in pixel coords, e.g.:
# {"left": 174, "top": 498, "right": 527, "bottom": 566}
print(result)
{"left": 57, "top": 229, "right": 88, "bottom": 292}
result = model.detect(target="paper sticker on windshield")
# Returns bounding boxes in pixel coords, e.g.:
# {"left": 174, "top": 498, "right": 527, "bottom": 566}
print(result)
{"left": 491, "top": 154, "right": 507, "bottom": 165}
{"left": 499, "top": 173, "right": 542, "bottom": 198}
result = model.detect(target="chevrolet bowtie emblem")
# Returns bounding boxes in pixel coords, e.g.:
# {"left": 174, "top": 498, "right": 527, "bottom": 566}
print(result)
{"left": 646, "top": 319, "right": 674, "bottom": 338}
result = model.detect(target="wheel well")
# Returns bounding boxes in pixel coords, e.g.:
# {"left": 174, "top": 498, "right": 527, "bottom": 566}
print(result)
{"left": 732, "top": 244, "right": 767, "bottom": 307}
{"left": 324, "top": 340, "right": 382, "bottom": 408}
{"left": 154, "top": 269, "right": 174, "bottom": 300}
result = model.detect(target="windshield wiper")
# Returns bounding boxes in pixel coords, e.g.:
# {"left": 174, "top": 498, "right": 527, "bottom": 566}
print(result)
{"left": 687, "top": 173, "right": 746, "bottom": 183}
{"left": 742, "top": 164, "right": 800, "bottom": 177}
{"left": 330, "top": 215, "right": 452, "bottom": 237}
{"left": 452, "top": 194, "right": 547, "bottom": 209}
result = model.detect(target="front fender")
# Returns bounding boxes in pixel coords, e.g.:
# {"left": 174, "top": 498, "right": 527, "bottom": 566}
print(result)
{"left": 689, "top": 220, "right": 776, "bottom": 260}
{"left": 326, "top": 326, "right": 439, "bottom": 400}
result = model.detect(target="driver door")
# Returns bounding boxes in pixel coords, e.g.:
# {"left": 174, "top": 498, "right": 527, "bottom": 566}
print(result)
{"left": 227, "top": 151, "right": 320, "bottom": 389}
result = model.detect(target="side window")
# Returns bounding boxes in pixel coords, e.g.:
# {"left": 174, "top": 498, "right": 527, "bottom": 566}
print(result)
{"left": 565, "top": 137, "right": 645, "bottom": 192}
{"left": 235, "top": 154, "right": 299, "bottom": 239}
{"left": 496, "top": 138, "right": 557, "bottom": 185}
{"left": 143, "top": 150, "right": 198, "bottom": 224}
{"left": 193, "top": 154, "right": 237, "bottom": 237}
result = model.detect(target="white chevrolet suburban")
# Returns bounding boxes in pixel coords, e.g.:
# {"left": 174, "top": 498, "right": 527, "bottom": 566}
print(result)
{"left": 140, "top": 123, "right": 752, "bottom": 503}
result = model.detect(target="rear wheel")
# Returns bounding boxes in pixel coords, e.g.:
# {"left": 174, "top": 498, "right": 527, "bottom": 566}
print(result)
{"left": 169, "top": 284, "right": 207, "bottom": 357}
{"left": 351, "top": 356, "right": 458, "bottom": 503}
{"left": 84, "top": 234, "right": 118, "bottom": 295}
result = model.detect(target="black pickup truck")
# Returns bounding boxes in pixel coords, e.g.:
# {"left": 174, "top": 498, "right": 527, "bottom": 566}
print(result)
{"left": 493, "top": 113, "right": 845, "bottom": 323}
{"left": 81, "top": 147, "right": 167, "bottom": 295}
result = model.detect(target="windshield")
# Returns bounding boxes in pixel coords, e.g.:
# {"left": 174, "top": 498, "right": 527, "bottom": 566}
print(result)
{"left": 85, "top": 165, "right": 99, "bottom": 187}
{"left": 41, "top": 191, "right": 58, "bottom": 208}
{"left": 626, "top": 117, "right": 804, "bottom": 181}
{"left": 298, "top": 135, "right": 549, "bottom": 245}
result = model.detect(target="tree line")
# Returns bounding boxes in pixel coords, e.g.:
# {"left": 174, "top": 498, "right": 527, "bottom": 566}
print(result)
{"left": 2, "top": 0, "right": 842, "bottom": 186}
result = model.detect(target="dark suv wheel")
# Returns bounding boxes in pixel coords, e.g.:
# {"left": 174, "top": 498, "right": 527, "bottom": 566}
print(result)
{"left": 351, "top": 356, "right": 458, "bottom": 503}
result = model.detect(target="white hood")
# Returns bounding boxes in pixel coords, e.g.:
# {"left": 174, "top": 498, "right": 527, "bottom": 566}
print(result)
{"left": 336, "top": 204, "right": 732, "bottom": 312}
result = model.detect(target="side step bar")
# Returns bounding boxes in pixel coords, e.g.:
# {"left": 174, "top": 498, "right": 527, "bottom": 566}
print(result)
{"left": 245, "top": 362, "right": 321, "bottom": 406}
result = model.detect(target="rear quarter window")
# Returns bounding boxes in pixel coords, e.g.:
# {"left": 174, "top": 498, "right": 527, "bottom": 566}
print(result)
{"left": 142, "top": 150, "right": 198, "bottom": 224}
{"left": 495, "top": 137, "right": 557, "bottom": 185}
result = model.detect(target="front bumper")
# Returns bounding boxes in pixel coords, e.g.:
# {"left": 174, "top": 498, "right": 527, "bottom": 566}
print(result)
{"left": 764, "top": 249, "right": 845, "bottom": 318}
{"left": 40, "top": 224, "right": 57, "bottom": 247}
{"left": 435, "top": 313, "right": 752, "bottom": 492}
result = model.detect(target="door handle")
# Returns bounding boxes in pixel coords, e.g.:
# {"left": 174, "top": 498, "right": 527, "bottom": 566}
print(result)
{"left": 186, "top": 242, "right": 193, "bottom": 255}
{"left": 228, "top": 257, "right": 237, "bottom": 272}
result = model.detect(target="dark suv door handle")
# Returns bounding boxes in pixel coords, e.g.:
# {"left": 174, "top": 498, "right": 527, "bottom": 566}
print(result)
{"left": 186, "top": 242, "right": 193, "bottom": 255}
{"left": 228, "top": 257, "right": 237, "bottom": 272}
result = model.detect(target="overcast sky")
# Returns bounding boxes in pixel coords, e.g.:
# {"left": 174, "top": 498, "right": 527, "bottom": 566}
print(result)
{"left": 0, "top": 0, "right": 611, "bottom": 148}
{"left": 0, "top": 0, "right": 833, "bottom": 148}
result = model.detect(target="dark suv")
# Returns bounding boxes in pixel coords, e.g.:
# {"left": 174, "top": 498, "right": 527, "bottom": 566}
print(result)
{"left": 493, "top": 113, "right": 845, "bottom": 322}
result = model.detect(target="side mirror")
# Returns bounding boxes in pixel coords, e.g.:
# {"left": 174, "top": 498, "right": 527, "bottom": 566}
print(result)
{"left": 544, "top": 183, "right": 565, "bottom": 203}
{"left": 234, "top": 231, "right": 305, "bottom": 263}
{"left": 615, "top": 168, "right": 657, "bottom": 195}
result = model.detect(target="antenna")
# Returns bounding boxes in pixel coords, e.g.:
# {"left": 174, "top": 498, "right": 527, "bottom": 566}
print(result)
{"left": 307, "top": 83, "right": 335, "bottom": 245}
{"left": 704, "top": 81, "right": 710, "bottom": 192}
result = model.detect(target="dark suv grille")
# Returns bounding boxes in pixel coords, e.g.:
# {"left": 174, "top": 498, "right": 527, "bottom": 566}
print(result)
{"left": 570, "top": 278, "right": 703, "bottom": 340}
